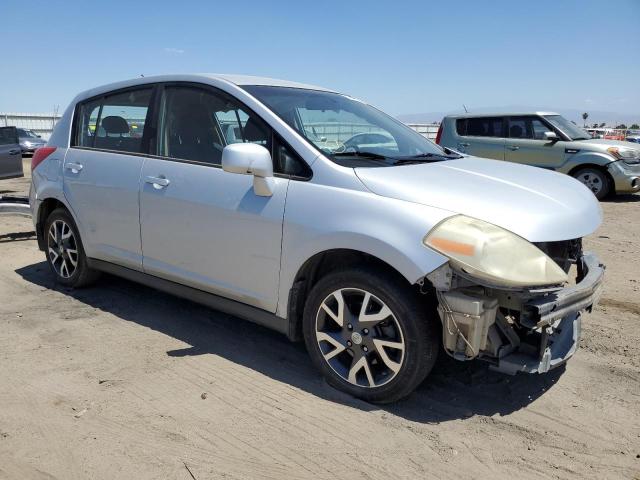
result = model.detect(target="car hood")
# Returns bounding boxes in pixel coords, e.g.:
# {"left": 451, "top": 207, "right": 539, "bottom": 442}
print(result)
{"left": 355, "top": 157, "right": 602, "bottom": 242}
{"left": 574, "top": 138, "right": 640, "bottom": 151}
{"left": 20, "top": 137, "right": 45, "bottom": 144}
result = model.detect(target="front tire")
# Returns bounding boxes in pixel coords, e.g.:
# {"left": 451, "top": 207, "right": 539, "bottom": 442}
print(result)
{"left": 572, "top": 167, "right": 611, "bottom": 200}
{"left": 302, "top": 266, "right": 439, "bottom": 403}
{"left": 44, "top": 208, "right": 100, "bottom": 288}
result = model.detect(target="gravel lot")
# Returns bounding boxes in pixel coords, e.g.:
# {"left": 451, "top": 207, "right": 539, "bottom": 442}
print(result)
{"left": 1, "top": 159, "right": 638, "bottom": 479}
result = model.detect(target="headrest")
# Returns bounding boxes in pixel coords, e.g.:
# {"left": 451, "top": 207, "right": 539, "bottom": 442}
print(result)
{"left": 243, "top": 117, "right": 266, "bottom": 142}
{"left": 102, "top": 116, "right": 130, "bottom": 135}
{"left": 510, "top": 125, "right": 523, "bottom": 138}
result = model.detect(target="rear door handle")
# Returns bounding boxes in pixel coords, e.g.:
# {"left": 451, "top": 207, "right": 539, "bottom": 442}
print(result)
{"left": 507, "top": 145, "right": 520, "bottom": 151}
{"left": 458, "top": 142, "right": 470, "bottom": 147}
{"left": 9, "top": 149, "right": 20, "bottom": 155}
{"left": 145, "top": 175, "right": 170, "bottom": 189}
{"left": 65, "top": 162, "right": 83, "bottom": 173}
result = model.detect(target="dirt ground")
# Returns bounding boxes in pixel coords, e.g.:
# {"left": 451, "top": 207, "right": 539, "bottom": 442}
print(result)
{"left": 1, "top": 158, "right": 638, "bottom": 479}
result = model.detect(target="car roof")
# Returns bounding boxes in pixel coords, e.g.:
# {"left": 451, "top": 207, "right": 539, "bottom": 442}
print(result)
{"left": 73, "top": 74, "right": 335, "bottom": 103}
{"left": 444, "top": 111, "right": 559, "bottom": 119}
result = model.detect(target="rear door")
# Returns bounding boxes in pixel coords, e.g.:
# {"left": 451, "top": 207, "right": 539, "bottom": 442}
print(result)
{"left": 504, "top": 116, "right": 565, "bottom": 168}
{"left": 63, "top": 86, "right": 154, "bottom": 270}
{"left": 0, "top": 127, "right": 23, "bottom": 179}
{"left": 454, "top": 117, "right": 505, "bottom": 160}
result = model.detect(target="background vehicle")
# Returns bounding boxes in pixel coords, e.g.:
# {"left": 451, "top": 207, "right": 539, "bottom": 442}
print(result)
{"left": 30, "top": 75, "right": 604, "bottom": 403}
{"left": 0, "top": 126, "right": 23, "bottom": 179}
{"left": 16, "top": 128, "right": 46, "bottom": 155}
{"left": 626, "top": 135, "right": 640, "bottom": 144}
{"left": 437, "top": 112, "right": 640, "bottom": 199}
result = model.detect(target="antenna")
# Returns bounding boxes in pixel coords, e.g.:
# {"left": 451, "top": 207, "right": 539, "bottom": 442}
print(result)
{"left": 140, "top": 73, "right": 145, "bottom": 77}
{"left": 462, "top": 104, "right": 468, "bottom": 113}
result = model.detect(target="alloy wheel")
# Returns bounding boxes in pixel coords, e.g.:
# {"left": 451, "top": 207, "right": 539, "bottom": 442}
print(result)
{"left": 576, "top": 171, "right": 604, "bottom": 196}
{"left": 315, "top": 288, "right": 405, "bottom": 388}
{"left": 47, "top": 219, "right": 79, "bottom": 279}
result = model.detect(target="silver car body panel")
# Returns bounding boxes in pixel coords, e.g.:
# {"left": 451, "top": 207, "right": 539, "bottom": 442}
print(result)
{"left": 33, "top": 74, "right": 603, "bottom": 323}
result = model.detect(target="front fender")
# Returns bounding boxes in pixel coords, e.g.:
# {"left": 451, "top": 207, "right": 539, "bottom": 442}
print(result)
{"left": 558, "top": 151, "right": 614, "bottom": 174}
{"left": 276, "top": 180, "right": 452, "bottom": 317}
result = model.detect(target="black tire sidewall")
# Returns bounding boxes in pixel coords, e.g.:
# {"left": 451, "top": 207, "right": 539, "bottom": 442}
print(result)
{"left": 302, "top": 267, "right": 438, "bottom": 403}
{"left": 44, "top": 208, "right": 91, "bottom": 287}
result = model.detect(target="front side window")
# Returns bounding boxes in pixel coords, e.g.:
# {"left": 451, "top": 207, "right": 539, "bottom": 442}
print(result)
{"left": 75, "top": 88, "right": 152, "bottom": 153}
{"left": 157, "top": 86, "right": 270, "bottom": 165}
{"left": 508, "top": 116, "right": 554, "bottom": 140}
{"left": 17, "top": 128, "right": 39, "bottom": 138}
{"left": 242, "top": 85, "right": 458, "bottom": 167}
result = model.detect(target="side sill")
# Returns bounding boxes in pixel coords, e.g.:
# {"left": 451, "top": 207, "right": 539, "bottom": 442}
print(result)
{"left": 87, "top": 258, "right": 290, "bottom": 338}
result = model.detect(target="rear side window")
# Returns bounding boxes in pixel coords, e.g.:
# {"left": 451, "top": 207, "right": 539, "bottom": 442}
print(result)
{"left": 75, "top": 88, "right": 152, "bottom": 153}
{"left": 456, "top": 117, "right": 503, "bottom": 137}
{"left": 0, "top": 127, "right": 18, "bottom": 145}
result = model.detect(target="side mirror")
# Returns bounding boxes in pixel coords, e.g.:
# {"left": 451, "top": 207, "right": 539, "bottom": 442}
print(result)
{"left": 543, "top": 131, "right": 559, "bottom": 142}
{"left": 222, "top": 143, "right": 275, "bottom": 197}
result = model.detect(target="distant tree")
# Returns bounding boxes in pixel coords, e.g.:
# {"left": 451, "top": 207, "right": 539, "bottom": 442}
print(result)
{"left": 615, "top": 124, "right": 627, "bottom": 129}
{"left": 592, "top": 123, "right": 599, "bottom": 128}
{"left": 582, "top": 112, "right": 589, "bottom": 126}
{"left": 630, "top": 124, "right": 640, "bottom": 130}
{"left": 599, "top": 122, "right": 606, "bottom": 128}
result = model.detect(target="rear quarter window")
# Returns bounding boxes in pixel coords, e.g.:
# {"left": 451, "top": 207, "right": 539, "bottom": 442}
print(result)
{"left": 456, "top": 117, "right": 503, "bottom": 137}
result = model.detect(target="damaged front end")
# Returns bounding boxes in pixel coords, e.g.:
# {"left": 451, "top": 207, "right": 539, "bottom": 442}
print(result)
{"left": 425, "top": 239, "right": 605, "bottom": 375}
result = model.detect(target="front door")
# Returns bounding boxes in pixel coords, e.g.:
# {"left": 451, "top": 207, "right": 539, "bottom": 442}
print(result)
{"left": 504, "top": 116, "right": 565, "bottom": 169}
{"left": 0, "top": 126, "right": 23, "bottom": 179}
{"left": 63, "top": 87, "right": 153, "bottom": 269}
{"left": 139, "top": 84, "right": 287, "bottom": 312}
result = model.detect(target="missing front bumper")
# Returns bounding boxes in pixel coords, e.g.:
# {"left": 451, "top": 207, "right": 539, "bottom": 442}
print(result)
{"left": 433, "top": 253, "right": 605, "bottom": 375}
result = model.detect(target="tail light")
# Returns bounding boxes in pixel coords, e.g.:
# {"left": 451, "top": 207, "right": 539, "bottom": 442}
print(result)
{"left": 31, "top": 146, "right": 56, "bottom": 171}
{"left": 435, "top": 124, "right": 443, "bottom": 145}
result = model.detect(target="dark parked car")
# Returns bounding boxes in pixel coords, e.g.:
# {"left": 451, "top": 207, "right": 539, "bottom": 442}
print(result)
{"left": 17, "top": 128, "right": 46, "bottom": 155}
{"left": 0, "top": 127, "right": 24, "bottom": 179}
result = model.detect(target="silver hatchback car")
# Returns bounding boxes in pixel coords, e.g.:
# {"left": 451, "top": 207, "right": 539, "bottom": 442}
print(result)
{"left": 30, "top": 75, "right": 604, "bottom": 403}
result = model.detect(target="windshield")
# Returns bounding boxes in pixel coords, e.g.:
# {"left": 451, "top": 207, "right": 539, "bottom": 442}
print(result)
{"left": 242, "top": 85, "right": 455, "bottom": 167}
{"left": 543, "top": 115, "right": 590, "bottom": 140}
{"left": 17, "top": 128, "right": 39, "bottom": 138}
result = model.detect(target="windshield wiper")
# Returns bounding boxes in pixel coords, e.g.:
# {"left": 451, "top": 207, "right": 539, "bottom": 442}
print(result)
{"left": 392, "top": 152, "right": 460, "bottom": 165}
{"left": 332, "top": 151, "right": 389, "bottom": 160}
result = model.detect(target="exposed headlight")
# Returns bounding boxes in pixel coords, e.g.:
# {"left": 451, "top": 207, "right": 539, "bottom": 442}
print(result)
{"left": 423, "top": 215, "right": 568, "bottom": 287}
{"left": 607, "top": 146, "right": 640, "bottom": 164}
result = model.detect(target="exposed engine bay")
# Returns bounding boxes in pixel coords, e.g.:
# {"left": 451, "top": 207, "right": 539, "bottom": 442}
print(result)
{"left": 425, "top": 239, "right": 605, "bottom": 374}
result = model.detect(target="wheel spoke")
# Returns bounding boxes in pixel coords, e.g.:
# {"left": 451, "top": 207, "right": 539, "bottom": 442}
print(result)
{"left": 347, "top": 355, "right": 374, "bottom": 387}
{"left": 372, "top": 339, "right": 404, "bottom": 374}
{"left": 61, "top": 222, "right": 72, "bottom": 240}
{"left": 359, "top": 296, "right": 392, "bottom": 327}
{"left": 66, "top": 248, "right": 78, "bottom": 266}
{"left": 321, "top": 290, "right": 346, "bottom": 328}
{"left": 48, "top": 247, "right": 59, "bottom": 264}
{"left": 316, "top": 332, "right": 346, "bottom": 361}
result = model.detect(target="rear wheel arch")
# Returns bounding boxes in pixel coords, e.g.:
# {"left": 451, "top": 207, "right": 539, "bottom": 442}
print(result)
{"left": 36, "top": 198, "right": 66, "bottom": 250}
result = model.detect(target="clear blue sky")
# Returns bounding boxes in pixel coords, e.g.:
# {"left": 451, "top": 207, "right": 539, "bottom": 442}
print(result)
{"left": 2, "top": 0, "right": 639, "bottom": 117}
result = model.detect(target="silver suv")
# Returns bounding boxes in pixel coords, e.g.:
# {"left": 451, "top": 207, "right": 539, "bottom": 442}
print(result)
{"left": 437, "top": 112, "right": 640, "bottom": 199}
{"left": 30, "top": 75, "right": 604, "bottom": 403}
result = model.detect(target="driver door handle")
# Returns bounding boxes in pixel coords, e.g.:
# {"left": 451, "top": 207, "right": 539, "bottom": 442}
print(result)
{"left": 9, "top": 149, "right": 20, "bottom": 155}
{"left": 458, "top": 142, "right": 470, "bottom": 147}
{"left": 507, "top": 145, "right": 520, "bottom": 151}
{"left": 145, "top": 176, "right": 170, "bottom": 189}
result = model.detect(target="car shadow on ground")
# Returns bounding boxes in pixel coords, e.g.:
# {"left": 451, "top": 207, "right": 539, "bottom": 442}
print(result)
{"left": 603, "top": 193, "right": 640, "bottom": 203}
{"left": 16, "top": 261, "right": 563, "bottom": 424}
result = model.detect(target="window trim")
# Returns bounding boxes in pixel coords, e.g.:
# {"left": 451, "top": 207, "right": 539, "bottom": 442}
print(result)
{"left": 71, "top": 83, "right": 158, "bottom": 154}
{"left": 69, "top": 81, "right": 313, "bottom": 181}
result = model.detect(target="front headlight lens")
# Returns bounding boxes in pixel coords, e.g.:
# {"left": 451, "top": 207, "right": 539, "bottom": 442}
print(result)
{"left": 607, "top": 146, "right": 640, "bottom": 164}
{"left": 424, "top": 215, "right": 568, "bottom": 287}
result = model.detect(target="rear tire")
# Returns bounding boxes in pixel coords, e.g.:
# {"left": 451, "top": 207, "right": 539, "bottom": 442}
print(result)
{"left": 572, "top": 167, "right": 611, "bottom": 200}
{"left": 44, "top": 208, "right": 100, "bottom": 288}
{"left": 302, "top": 266, "right": 439, "bottom": 404}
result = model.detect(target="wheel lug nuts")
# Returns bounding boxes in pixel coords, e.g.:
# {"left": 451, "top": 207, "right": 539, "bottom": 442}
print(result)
{"left": 347, "top": 324, "right": 353, "bottom": 330}
{"left": 363, "top": 346, "right": 368, "bottom": 352}
{"left": 347, "top": 341, "right": 352, "bottom": 347}
{"left": 363, "top": 328, "right": 369, "bottom": 335}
